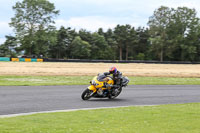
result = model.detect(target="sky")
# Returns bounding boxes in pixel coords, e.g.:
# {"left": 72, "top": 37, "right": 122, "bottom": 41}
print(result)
{"left": 0, "top": 0, "right": 200, "bottom": 44}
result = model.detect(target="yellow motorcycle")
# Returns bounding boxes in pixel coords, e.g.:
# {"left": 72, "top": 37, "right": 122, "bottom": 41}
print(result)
{"left": 81, "top": 73, "right": 129, "bottom": 100}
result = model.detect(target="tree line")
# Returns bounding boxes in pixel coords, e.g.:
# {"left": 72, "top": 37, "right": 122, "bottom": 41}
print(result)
{"left": 0, "top": 0, "right": 200, "bottom": 61}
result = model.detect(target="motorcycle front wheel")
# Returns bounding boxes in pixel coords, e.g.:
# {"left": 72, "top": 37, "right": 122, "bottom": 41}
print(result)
{"left": 81, "top": 89, "right": 94, "bottom": 100}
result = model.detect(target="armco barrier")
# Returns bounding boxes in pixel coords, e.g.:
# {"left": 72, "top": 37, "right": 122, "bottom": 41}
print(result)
{"left": 25, "top": 58, "right": 31, "bottom": 62}
{"left": 37, "top": 59, "right": 43, "bottom": 62}
{"left": 0, "top": 57, "right": 10, "bottom": 61}
{"left": 2, "top": 57, "right": 199, "bottom": 64}
{"left": 31, "top": 58, "right": 37, "bottom": 62}
{"left": 43, "top": 58, "right": 200, "bottom": 64}
{"left": 11, "top": 58, "right": 19, "bottom": 62}
{"left": 19, "top": 58, "right": 25, "bottom": 62}
{"left": 10, "top": 58, "right": 43, "bottom": 62}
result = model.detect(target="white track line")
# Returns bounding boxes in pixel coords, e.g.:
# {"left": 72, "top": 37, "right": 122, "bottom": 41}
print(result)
{"left": 0, "top": 105, "right": 156, "bottom": 118}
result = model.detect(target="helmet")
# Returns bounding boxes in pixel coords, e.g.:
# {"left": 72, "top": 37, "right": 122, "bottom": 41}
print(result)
{"left": 109, "top": 67, "right": 117, "bottom": 74}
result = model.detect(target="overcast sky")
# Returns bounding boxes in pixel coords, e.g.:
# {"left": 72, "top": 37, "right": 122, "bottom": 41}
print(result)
{"left": 0, "top": 0, "right": 200, "bottom": 44}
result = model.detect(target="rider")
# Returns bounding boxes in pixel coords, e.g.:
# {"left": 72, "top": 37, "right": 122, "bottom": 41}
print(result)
{"left": 103, "top": 67, "right": 122, "bottom": 88}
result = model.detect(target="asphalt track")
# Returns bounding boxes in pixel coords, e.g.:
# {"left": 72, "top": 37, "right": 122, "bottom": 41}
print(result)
{"left": 0, "top": 85, "right": 200, "bottom": 116}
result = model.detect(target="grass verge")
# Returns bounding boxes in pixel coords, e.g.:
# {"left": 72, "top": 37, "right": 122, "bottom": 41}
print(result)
{"left": 0, "top": 103, "right": 200, "bottom": 133}
{"left": 0, "top": 76, "right": 200, "bottom": 86}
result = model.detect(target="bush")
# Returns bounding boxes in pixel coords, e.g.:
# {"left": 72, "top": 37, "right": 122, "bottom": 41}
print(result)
{"left": 136, "top": 53, "right": 145, "bottom": 60}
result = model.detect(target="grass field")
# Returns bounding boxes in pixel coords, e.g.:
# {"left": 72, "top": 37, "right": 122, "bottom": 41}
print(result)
{"left": 0, "top": 62, "right": 200, "bottom": 85}
{"left": 0, "top": 103, "right": 200, "bottom": 133}
{"left": 1, "top": 62, "right": 200, "bottom": 77}
{"left": 0, "top": 75, "right": 200, "bottom": 85}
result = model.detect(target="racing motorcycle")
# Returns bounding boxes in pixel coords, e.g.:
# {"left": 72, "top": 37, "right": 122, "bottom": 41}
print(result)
{"left": 81, "top": 74, "right": 129, "bottom": 100}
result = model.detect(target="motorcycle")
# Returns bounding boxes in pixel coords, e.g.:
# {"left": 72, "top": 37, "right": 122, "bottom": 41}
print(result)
{"left": 81, "top": 73, "right": 129, "bottom": 100}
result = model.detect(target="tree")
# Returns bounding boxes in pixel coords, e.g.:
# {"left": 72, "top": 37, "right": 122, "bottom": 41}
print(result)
{"left": 168, "top": 7, "right": 199, "bottom": 61}
{"left": 10, "top": 0, "right": 59, "bottom": 56}
{"left": 114, "top": 25, "right": 131, "bottom": 60}
{"left": 90, "top": 33, "right": 111, "bottom": 60}
{"left": 129, "top": 27, "right": 149, "bottom": 60}
{"left": 149, "top": 6, "right": 200, "bottom": 61}
{"left": 104, "top": 28, "right": 118, "bottom": 60}
{"left": 49, "top": 26, "right": 77, "bottom": 59}
{"left": 124, "top": 25, "right": 133, "bottom": 60}
{"left": 49, "top": 27, "right": 78, "bottom": 59}
{"left": 79, "top": 29, "right": 92, "bottom": 43}
{"left": 114, "top": 25, "right": 125, "bottom": 60}
{"left": 114, "top": 24, "right": 136, "bottom": 60}
{"left": 70, "top": 36, "right": 91, "bottom": 59}
{"left": 97, "top": 28, "right": 104, "bottom": 36}
{"left": 0, "top": 35, "right": 17, "bottom": 57}
{"left": 185, "top": 21, "right": 200, "bottom": 61}
{"left": 34, "top": 25, "right": 57, "bottom": 57}
{"left": 127, "top": 26, "right": 139, "bottom": 60}
{"left": 148, "top": 6, "right": 171, "bottom": 61}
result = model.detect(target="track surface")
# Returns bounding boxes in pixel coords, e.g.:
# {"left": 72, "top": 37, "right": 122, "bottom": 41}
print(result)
{"left": 0, "top": 85, "right": 200, "bottom": 115}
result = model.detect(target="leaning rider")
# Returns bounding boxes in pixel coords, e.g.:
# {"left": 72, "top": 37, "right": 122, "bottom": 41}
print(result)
{"left": 103, "top": 66, "right": 122, "bottom": 89}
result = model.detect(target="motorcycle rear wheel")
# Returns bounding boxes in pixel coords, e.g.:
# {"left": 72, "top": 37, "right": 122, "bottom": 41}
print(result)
{"left": 108, "top": 87, "right": 122, "bottom": 99}
{"left": 81, "top": 89, "right": 93, "bottom": 100}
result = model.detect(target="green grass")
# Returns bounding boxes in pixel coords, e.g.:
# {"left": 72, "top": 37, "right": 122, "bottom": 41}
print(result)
{"left": 0, "top": 76, "right": 200, "bottom": 86}
{"left": 0, "top": 76, "right": 93, "bottom": 86}
{"left": 132, "top": 76, "right": 200, "bottom": 85}
{"left": 0, "top": 103, "right": 200, "bottom": 133}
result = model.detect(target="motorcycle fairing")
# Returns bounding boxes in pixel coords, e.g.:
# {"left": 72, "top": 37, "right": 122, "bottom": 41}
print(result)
{"left": 88, "top": 76, "right": 114, "bottom": 93}
{"left": 88, "top": 85, "right": 97, "bottom": 92}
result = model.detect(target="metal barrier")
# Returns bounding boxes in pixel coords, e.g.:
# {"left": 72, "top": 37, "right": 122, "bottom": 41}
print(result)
{"left": 43, "top": 58, "right": 200, "bottom": 64}
{"left": 0, "top": 57, "right": 10, "bottom": 61}
{"left": 1, "top": 57, "right": 199, "bottom": 64}
{"left": 0, "top": 57, "right": 43, "bottom": 62}
{"left": 11, "top": 58, "right": 19, "bottom": 62}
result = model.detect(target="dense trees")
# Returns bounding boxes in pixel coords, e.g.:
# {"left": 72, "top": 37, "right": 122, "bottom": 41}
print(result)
{"left": 148, "top": 6, "right": 200, "bottom": 61}
{"left": 70, "top": 36, "right": 91, "bottom": 59}
{"left": 1, "top": 1, "right": 200, "bottom": 62}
